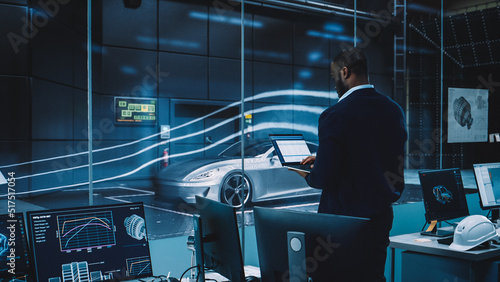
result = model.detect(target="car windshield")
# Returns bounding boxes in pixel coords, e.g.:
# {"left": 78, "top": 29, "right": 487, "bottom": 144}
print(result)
{"left": 219, "top": 140, "right": 273, "bottom": 158}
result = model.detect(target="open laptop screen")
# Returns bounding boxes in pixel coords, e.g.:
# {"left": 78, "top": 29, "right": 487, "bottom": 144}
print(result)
{"left": 269, "top": 134, "right": 311, "bottom": 165}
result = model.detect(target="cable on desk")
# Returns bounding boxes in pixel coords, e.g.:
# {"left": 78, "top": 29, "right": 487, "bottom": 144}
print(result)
{"left": 180, "top": 265, "right": 199, "bottom": 282}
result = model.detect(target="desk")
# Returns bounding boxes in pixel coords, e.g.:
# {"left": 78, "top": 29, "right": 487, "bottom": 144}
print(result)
{"left": 389, "top": 232, "right": 500, "bottom": 282}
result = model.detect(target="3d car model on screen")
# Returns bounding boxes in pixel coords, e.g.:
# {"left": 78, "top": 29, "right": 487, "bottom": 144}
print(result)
{"left": 154, "top": 139, "right": 319, "bottom": 207}
{"left": 433, "top": 185, "right": 453, "bottom": 204}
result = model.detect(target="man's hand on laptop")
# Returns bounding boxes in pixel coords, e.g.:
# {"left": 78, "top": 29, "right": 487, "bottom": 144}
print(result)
{"left": 288, "top": 156, "right": 315, "bottom": 178}
{"left": 300, "top": 156, "right": 315, "bottom": 166}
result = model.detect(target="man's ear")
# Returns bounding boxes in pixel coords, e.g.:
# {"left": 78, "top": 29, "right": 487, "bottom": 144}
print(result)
{"left": 342, "top": 67, "right": 351, "bottom": 79}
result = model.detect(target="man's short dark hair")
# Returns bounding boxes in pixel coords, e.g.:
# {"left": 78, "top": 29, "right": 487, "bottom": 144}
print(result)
{"left": 333, "top": 48, "right": 368, "bottom": 77}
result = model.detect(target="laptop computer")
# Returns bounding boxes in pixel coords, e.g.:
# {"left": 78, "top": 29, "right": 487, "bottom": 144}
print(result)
{"left": 269, "top": 134, "right": 313, "bottom": 173}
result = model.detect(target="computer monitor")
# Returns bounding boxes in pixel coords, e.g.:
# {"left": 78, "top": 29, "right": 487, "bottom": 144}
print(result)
{"left": 418, "top": 168, "right": 470, "bottom": 236}
{"left": 26, "top": 202, "right": 152, "bottom": 282}
{"left": 253, "top": 207, "right": 372, "bottom": 282}
{"left": 195, "top": 196, "right": 245, "bottom": 282}
{"left": 0, "top": 212, "right": 32, "bottom": 282}
{"left": 473, "top": 162, "right": 500, "bottom": 221}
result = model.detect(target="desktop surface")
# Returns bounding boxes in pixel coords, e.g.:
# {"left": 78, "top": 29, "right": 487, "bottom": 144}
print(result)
{"left": 390, "top": 231, "right": 500, "bottom": 261}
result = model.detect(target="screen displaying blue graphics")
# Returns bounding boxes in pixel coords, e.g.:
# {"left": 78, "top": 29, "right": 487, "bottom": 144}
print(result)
{"left": 0, "top": 212, "right": 32, "bottom": 282}
{"left": 115, "top": 97, "right": 157, "bottom": 125}
{"left": 27, "top": 203, "right": 152, "bottom": 282}
{"left": 419, "top": 168, "right": 470, "bottom": 223}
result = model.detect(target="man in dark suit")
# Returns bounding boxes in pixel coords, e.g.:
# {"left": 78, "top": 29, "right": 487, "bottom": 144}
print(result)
{"left": 294, "top": 48, "right": 407, "bottom": 281}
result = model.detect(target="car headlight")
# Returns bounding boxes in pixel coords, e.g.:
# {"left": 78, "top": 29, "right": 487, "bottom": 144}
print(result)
{"left": 188, "top": 168, "right": 220, "bottom": 181}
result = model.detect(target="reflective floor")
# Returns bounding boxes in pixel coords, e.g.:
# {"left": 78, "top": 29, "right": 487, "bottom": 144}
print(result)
{"left": 0, "top": 169, "right": 477, "bottom": 240}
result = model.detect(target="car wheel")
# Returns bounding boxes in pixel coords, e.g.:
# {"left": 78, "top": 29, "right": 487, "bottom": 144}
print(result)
{"left": 220, "top": 172, "right": 252, "bottom": 208}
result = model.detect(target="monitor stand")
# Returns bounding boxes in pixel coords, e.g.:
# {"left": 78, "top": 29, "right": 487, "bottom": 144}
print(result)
{"left": 491, "top": 209, "right": 499, "bottom": 223}
{"left": 420, "top": 220, "right": 454, "bottom": 237}
{"left": 193, "top": 215, "right": 206, "bottom": 282}
{"left": 287, "top": 231, "right": 309, "bottom": 282}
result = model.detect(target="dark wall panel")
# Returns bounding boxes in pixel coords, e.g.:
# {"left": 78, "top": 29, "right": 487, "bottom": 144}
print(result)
{"left": 252, "top": 102, "right": 294, "bottom": 138}
{"left": 31, "top": 9, "right": 74, "bottom": 85}
{"left": 74, "top": 33, "right": 88, "bottom": 90}
{"left": 208, "top": 5, "right": 252, "bottom": 59}
{"left": 370, "top": 74, "right": 393, "bottom": 100}
{"left": 208, "top": 58, "right": 252, "bottom": 101}
{"left": 100, "top": 46, "right": 157, "bottom": 96}
{"left": 0, "top": 76, "right": 29, "bottom": 139}
{"left": 169, "top": 101, "right": 208, "bottom": 146}
{"left": 159, "top": 0, "right": 208, "bottom": 55}
{"left": 31, "top": 140, "right": 75, "bottom": 191}
{"left": 293, "top": 108, "right": 322, "bottom": 142}
{"left": 293, "top": 16, "right": 333, "bottom": 68}
{"left": 92, "top": 140, "right": 158, "bottom": 180}
{"left": 102, "top": 0, "right": 157, "bottom": 50}
{"left": 254, "top": 62, "right": 293, "bottom": 104}
{"left": 31, "top": 0, "right": 87, "bottom": 34}
{"left": 157, "top": 97, "right": 171, "bottom": 131}
{"left": 0, "top": 4, "right": 29, "bottom": 75}
{"left": 31, "top": 79, "right": 74, "bottom": 140}
{"left": 0, "top": 0, "right": 27, "bottom": 4}
{"left": 253, "top": 10, "right": 293, "bottom": 64}
{"left": 73, "top": 89, "right": 88, "bottom": 140}
{"left": 202, "top": 104, "right": 240, "bottom": 148}
{"left": 0, "top": 141, "right": 30, "bottom": 193}
{"left": 169, "top": 143, "right": 204, "bottom": 163}
{"left": 293, "top": 66, "right": 330, "bottom": 106}
{"left": 159, "top": 52, "right": 208, "bottom": 99}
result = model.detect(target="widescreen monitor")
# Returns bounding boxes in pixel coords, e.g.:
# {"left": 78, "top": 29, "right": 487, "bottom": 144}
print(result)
{"left": 418, "top": 168, "right": 469, "bottom": 235}
{"left": 473, "top": 162, "right": 500, "bottom": 220}
{"left": 0, "top": 212, "right": 32, "bottom": 282}
{"left": 254, "top": 207, "right": 372, "bottom": 282}
{"left": 26, "top": 202, "right": 152, "bottom": 282}
{"left": 195, "top": 196, "right": 245, "bottom": 282}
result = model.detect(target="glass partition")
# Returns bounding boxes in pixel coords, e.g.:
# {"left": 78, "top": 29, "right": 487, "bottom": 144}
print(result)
{"left": 0, "top": 0, "right": 407, "bottom": 238}
{"left": 0, "top": 1, "right": 386, "bottom": 235}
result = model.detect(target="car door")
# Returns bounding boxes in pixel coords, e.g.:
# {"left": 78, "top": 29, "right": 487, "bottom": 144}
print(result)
{"left": 249, "top": 147, "right": 311, "bottom": 201}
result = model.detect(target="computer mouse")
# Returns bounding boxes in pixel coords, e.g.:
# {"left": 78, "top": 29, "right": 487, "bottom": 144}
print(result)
{"left": 245, "top": 276, "right": 261, "bottom": 282}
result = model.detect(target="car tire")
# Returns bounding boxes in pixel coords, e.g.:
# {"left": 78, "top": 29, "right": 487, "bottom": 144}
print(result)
{"left": 220, "top": 172, "right": 252, "bottom": 208}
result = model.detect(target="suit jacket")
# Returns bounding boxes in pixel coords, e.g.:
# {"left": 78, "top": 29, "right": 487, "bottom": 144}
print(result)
{"left": 305, "top": 87, "right": 407, "bottom": 219}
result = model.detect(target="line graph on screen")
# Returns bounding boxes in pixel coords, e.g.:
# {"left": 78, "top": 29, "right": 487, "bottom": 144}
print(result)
{"left": 126, "top": 256, "right": 152, "bottom": 276}
{"left": 57, "top": 211, "right": 116, "bottom": 252}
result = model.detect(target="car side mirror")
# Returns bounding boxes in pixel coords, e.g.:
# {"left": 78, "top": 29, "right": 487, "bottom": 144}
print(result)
{"left": 271, "top": 155, "right": 279, "bottom": 164}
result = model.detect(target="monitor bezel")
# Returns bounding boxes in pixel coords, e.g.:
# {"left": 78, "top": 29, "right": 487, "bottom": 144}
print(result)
{"left": 254, "top": 206, "right": 373, "bottom": 282}
{"left": 0, "top": 212, "right": 32, "bottom": 282}
{"left": 195, "top": 196, "right": 245, "bottom": 282}
{"left": 418, "top": 168, "right": 470, "bottom": 223}
{"left": 473, "top": 162, "right": 500, "bottom": 210}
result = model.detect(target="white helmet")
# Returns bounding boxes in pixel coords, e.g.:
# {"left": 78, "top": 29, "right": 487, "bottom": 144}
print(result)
{"left": 449, "top": 215, "right": 498, "bottom": 251}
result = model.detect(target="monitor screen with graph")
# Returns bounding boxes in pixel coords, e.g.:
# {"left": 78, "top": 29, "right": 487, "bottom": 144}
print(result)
{"left": 26, "top": 202, "right": 152, "bottom": 282}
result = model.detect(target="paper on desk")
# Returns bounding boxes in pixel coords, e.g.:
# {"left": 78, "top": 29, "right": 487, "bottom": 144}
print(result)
{"left": 414, "top": 238, "right": 432, "bottom": 243}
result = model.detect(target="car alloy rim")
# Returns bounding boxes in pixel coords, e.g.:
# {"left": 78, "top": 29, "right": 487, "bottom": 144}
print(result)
{"left": 221, "top": 173, "right": 250, "bottom": 207}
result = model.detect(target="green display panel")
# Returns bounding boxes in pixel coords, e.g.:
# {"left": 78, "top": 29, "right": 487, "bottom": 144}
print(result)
{"left": 115, "top": 97, "right": 157, "bottom": 125}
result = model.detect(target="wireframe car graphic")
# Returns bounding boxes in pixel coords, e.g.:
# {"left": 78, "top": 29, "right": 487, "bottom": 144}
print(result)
{"left": 154, "top": 139, "right": 319, "bottom": 207}
{"left": 433, "top": 185, "right": 453, "bottom": 204}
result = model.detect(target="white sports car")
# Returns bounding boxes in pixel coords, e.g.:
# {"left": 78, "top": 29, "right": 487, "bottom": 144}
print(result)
{"left": 154, "top": 139, "right": 319, "bottom": 207}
